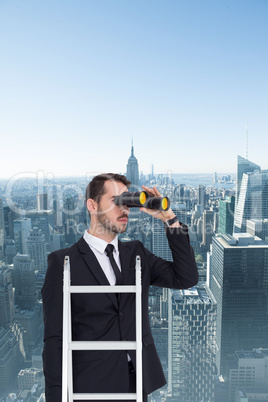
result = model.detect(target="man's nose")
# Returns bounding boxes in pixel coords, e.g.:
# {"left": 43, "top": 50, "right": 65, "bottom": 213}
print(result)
{"left": 120, "top": 203, "right": 129, "bottom": 213}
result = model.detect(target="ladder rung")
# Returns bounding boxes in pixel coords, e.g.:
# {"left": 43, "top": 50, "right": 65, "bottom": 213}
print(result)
{"left": 72, "top": 393, "right": 137, "bottom": 400}
{"left": 69, "top": 285, "right": 137, "bottom": 293}
{"left": 70, "top": 341, "right": 136, "bottom": 350}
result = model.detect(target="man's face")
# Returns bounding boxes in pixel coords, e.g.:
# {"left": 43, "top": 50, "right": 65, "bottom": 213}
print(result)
{"left": 95, "top": 180, "right": 129, "bottom": 235}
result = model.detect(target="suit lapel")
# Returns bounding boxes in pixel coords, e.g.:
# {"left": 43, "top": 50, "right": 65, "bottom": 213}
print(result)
{"left": 76, "top": 237, "right": 118, "bottom": 308}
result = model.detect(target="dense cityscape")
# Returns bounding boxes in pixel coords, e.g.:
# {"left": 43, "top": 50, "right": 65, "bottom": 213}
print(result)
{"left": 0, "top": 144, "right": 268, "bottom": 401}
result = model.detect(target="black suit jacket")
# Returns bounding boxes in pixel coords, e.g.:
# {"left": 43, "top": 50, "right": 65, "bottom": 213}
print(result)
{"left": 42, "top": 225, "right": 198, "bottom": 401}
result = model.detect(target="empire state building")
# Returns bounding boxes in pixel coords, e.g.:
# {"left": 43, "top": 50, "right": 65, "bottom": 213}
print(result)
{"left": 126, "top": 143, "right": 139, "bottom": 191}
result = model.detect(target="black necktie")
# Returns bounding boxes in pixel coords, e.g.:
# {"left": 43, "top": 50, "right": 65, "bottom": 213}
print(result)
{"left": 105, "top": 244, "right": 123, "bottom": 285}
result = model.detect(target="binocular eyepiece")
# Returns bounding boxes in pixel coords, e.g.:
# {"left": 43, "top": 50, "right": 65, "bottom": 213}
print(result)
{"left": 114, "top": 191, "right": 170, "bottom": 211}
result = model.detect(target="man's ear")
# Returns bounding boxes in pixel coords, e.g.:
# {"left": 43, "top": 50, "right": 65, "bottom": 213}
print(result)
{"left": 87, "top": 198, "right": 98, "bottom": 214}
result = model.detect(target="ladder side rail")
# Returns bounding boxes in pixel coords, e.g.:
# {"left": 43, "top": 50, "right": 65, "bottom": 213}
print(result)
{"left": 68, "top": 262, "right": 74, "bottom": 402}
{"left": 62, "top": 256, "right": 70, "bottom": 402}
{"left": 135, "top": 256, "right": 143, "bottom": 402}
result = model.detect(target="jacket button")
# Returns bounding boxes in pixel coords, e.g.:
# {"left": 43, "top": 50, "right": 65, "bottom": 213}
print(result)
{"left": 119, "top": 312, "right": 124, "bottom": 317}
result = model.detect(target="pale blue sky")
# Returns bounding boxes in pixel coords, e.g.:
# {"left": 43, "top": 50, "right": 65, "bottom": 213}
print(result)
{"left": 0, "top": 0, "right": 267, "bottom": 178}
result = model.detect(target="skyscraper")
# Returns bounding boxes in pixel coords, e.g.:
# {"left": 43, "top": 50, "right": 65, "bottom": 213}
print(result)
{"left": 13, "top": 254, "right": 37, "bottom": 309}
{"left": 151, "top": 204, "right": 187, "bottom": 398}
{"left": 4, "top": 239, "right": 16, "bottom": 264}
{"left": 202, "top": 209, "right": 214, "bottom": 250}
{"left": 150, "top": 163, "right": 155, "bottom": 182}
{"left": 218, "top": 195, "right": 235, "bottom": 235}
{"left": 234, "top": 155, "right": 261, "bottom": 233}
{"left": 0, "top": 327, "right": 22, "bottom": 392}
{"left": 126, "top": 142, "right": 139, "bottom": 191}
{"left": 25, "top": 210, "right": 54, "bottom": 244}
{"left": 26, "top": 227, "right": 47, "bottom": 274}
{"left": 209, "top": 233, "right": 268, "bottom": 376}
{"left": 52, "top": 184, "right": 62, "bottom": 226}
{"left": 13, "top": 218, "right": 32, "bottom": 254}
{"left": 198, "top": 185, "right": 206, "bottom": 212}
{"left": 152, "top": 209, "right": 173, "bottom": 329}
{"left": 236, "top": 155, "right": 260, "bottom": 208}
{"left": 152, "top": 205, "right": 215, "bottom": 401}
{"left": 178, "top": 184, "right": 185, "bottom": 203}
{"left": 0, "top": 262, "right": 15, "bottom": 328}
{"left": 18, "top": 367, "right": 44, "bottom": 392}
{"left": 246, "top": 218, "right": 268, "bottom": 241}
{"left": 0, "top": 199, "right": 4, "bottom": 256}
{"left": 229, "top": 349, "right": 268, "bottom": 402}
{"left": 234, "top": 169, "right": 268, "bottom": 233}
{"left": 62, "top": 189, "right": 80, "bottom": 246}
{"left": 37, "top": 193, "right": 48, "bottom": 211}
{"left": 4, "top": 205, "right": 17, "bottom": 239}
{"left": 153, "top": 203, "right": 187, "bottom": 261}
{"left": 151, "top": 321, "right": 168, "bottom": 381}
{"left": 15, "top": 306, "right": 42, "bottom": 354}
{"left": 168, "top": 285, "right": 217, "bottom": 401}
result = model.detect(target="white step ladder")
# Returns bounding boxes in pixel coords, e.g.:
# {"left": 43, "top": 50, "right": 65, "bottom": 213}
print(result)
{"left": 62, "top": 255, "right": 143, "bottom": 401}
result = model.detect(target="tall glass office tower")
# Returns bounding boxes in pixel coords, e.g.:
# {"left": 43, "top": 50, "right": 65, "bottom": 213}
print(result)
{"left": 209, "top": 233, "right": 268, "bottom": 376}
{"left": 234, "top": 155, "right": 262, "bottom": 233}
{"left": 168, "top": 285, "right": 217, "bottom": 402}
{"left": 219, "top": 195, "right": 235, "bottom": 235}
{"left": 234, "top": 169, "right": 268, "bottom": 233}
{"left": 236, "top": 155, "right": 260, "bottom": 208}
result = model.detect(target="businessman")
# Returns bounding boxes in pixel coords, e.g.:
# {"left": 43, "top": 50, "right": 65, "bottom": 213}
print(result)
{"left": 42, "top": 173, "right": 198, "bottom": 401}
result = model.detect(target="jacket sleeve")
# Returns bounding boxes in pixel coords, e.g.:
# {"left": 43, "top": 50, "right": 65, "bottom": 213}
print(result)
{"left": 41, "top": 252, "right": 64, "bottom": 402}
{"left": 142, "top": 224, "right": 198, "bottom": 289}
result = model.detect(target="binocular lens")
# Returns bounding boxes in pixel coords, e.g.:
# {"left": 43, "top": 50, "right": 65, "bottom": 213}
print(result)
{"left": 162, "top": 198, "right": 168, "bottom": 211}
{"left": 140, "top": 192, "right": 147, "bottom": 205}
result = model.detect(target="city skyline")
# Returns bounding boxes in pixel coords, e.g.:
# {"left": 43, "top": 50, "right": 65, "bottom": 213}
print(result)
{"left": 0, "top": 0, "right": 268, "bottom": 178}
{"left": 1, "top": 149, "right": 268, "bottom": 400}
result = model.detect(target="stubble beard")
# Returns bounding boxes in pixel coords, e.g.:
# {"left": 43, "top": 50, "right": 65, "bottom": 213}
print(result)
{"left": 96, "top": 207, "right": 127, "bottom": 235}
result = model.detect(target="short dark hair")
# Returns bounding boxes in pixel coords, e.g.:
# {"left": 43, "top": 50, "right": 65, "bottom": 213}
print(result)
{"left": 85, "top": 173, "right": 131, "bottom": 203}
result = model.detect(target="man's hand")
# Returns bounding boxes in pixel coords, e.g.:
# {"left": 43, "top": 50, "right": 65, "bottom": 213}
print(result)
{"left": 139, "top": 185, "right": 180, "bottom": 227}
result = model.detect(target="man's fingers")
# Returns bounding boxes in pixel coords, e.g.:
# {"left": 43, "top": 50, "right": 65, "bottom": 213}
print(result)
{"left": 142, "top": 185, "right": 162, "bottom": 197}
{"left": 153, "top": 186, "right": 162, "bottom": 197}
{"left": 141, "top": 186, "right": 156, "bottom": 196}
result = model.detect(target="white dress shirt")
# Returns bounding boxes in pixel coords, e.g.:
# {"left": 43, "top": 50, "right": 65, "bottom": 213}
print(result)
{"left": 83, "top": 230, "right": 122, "bottom": 286}
{"left": 83, "top": 230, "right": 131, "bottom": 362}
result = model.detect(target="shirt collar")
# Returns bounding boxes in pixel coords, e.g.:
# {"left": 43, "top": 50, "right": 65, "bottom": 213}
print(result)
{"left": 83, "top": 230, "right": 119, "bottom": 255}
